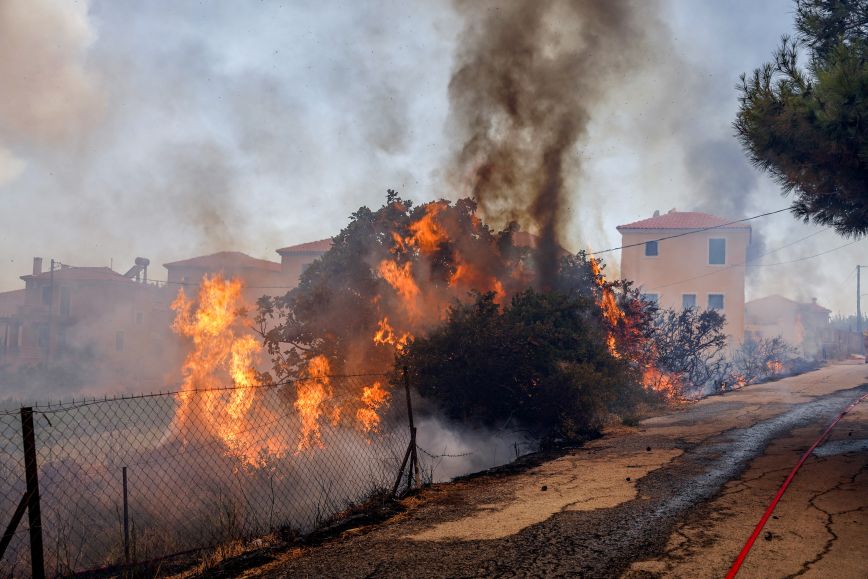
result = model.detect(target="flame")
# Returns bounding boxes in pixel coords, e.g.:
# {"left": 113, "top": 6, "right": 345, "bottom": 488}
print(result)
{"left": 356, "top": 381, "right": 391, "bottom": 433}
{"left": 294, "top": 355, "right": 332, "bottom": 453}
{"left": 408, "top": 202, "right": 448, "bottom": 254}
{"left": 589, "top": 257, "right": 625, "bottom": 357}
{"left": 171, "top": 275, "right": 287, "bottom": 467}
{"left": 766, "top": 360, "right": 783, "bottom": 374}
{"left": 641, "top": 366, "right": 680, "bottom": 398}
{"left": 449, "top": 262, "right": 506, "bottom": 303}
{"left": 378, "top": 259, "right": 421, "bottom": 317}
{"left": 373, "top": 317, "right": 412, "bottom": 352}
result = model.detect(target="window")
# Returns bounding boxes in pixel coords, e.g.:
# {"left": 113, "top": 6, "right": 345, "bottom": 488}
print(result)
{"left": 135, "top": 311, "right": 144, "bottom": 325}
{"left": 60, "top": 287, "right": 70, "bottom": 316}
{"left": 116, "top": 331, "right": 125, "bottom": 352}
{"left": 41, "top": 286, "right": 52, "bottom": 305}
{"left": 301, "top": 261, "right": 314, "bottom": 273}
{"left": 37, "top": 325, "right": 49, "bottom": 350}
{"left": 708, "top": 294, "right": 724, "bottom": 310}
{"left": 709, "top": 238, "right": 726, "bottom": 265}
{"left": 682, "top": 294, "right": 697, "bottom": 309}
{"left": 644, "top": 240, "right": 658, "bottom": 256}
{"left": 642, "top": 293, "right": 659, "bottom": 304}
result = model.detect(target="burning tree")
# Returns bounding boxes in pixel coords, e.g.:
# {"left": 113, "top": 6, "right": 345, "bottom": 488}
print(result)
{"left": 257, "top": 193, "right": 672, "bottom": 442}
{"left": 256, "top": 191, "right": 533, "bottom": 379}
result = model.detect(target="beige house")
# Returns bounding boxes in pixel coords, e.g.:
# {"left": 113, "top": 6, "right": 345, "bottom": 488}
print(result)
{"left": 617, "top": 210, "right": 751, "bottom": 341}
{"left": 745, "top": 295, "right": 831, "bottom": 358}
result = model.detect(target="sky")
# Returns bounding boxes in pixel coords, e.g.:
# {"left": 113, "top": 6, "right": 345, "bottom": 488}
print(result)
{"left": 0, "top": 0, "right": 864, "bottom": 315}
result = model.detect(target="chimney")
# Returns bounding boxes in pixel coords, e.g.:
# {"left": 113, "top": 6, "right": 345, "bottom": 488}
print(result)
{"left": 32, "top": 257, "right": 43, "bottom": 276}
{"left": 653, "top": 210, "right": 660, "bottom": 218}
{"left": 811, "top": 297, "right": 817, "bottom": 305}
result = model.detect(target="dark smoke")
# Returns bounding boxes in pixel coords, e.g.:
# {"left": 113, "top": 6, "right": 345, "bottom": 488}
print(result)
{"left": 447, "top": 0, "right": 657, "bottom": 286}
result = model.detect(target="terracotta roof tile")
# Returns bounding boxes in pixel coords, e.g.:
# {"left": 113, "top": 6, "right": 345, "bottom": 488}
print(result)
{"left": 276, "top": 239, "right": 333, "bottom": 255}
{"left": 163, "top": 251, "right": 281, "bottom": 272}
{"left": 617, "top": 211, "right": 751, "bottom": 230}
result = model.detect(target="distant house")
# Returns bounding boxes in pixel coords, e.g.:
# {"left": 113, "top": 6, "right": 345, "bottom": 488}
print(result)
{"left": 163, "top": 251, "right": 286, "bottom": 302}
{"left": 0, "top": 258, "right": 171, "bottom": 391}
{"left": 617, "top": 210, "right": 752, "bottom": 341}
{"left": 745, "top": 295, "right": 831, "bottom": 358}
{"left": 275, "top": 239, "right": 332, "bottom": 286}
{"left": 163, "top": 242, "right": 334, "bottom": 303}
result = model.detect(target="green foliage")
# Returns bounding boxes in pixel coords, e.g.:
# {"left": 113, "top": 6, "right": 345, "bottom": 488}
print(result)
{"left": 399, "top": 290, "right": 640, "bottom": 443}
{"left": 735, "top": 0, "right": 868, "bottom": 236}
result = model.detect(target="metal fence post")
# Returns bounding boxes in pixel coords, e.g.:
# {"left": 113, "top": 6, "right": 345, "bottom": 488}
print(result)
{"left": 122, "top": 467, "right": 130, "bottom": 565}
{"left": 21, "top": 407, "right": 45, "bottom": 579}
{"left": 403, "top": 368, "right": 420, "bottom": 488}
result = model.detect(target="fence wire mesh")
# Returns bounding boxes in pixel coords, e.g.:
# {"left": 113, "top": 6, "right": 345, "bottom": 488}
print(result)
{"left": 0, "top": 374, "right": 411, "bottom": 576}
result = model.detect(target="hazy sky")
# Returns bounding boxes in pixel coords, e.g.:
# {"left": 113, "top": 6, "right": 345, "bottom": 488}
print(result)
{"left": 1, "top": 0, "right": 864, "bottom": 314}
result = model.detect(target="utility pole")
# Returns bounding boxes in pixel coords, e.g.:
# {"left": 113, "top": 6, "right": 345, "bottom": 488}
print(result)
{"left": 47, "top": 259, "right": 54, "bottom": 360}
{"left": 858, "top": 265, "right": 865, "bottom": 359}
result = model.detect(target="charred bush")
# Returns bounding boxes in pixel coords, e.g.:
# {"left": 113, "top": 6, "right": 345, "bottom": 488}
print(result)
{"left": 644, "top": 307, "right": 728, "bottom": 395}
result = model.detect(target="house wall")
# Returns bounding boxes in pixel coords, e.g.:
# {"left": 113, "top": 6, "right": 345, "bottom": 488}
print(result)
{"left": 165, "top": 266, "right": 289, "bottom": 303}
{"left": 278, "top": 251, "right": 326, "bottom": 288}
{"left": 619, "top": 228, "right": 750, "bottom": 341}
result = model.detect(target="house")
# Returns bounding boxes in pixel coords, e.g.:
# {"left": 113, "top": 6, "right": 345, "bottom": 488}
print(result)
{"left": 163, "top": 251, "right": 287, "bottom": 303}
{"left": 745, "top": 295, "right": 831, "bottom": 358}
{"left": 617, "top": 210, "right": 751, "bottom": 341}
{"left": 0, "top": 258, "right": 173, "bottom": 392}
{"left": 275, "top": 239, "right": 332, "bottom": 286}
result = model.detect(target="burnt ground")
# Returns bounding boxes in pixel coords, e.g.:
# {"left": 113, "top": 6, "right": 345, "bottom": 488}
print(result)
{"left": 186, "top": 362, "right": 868, "bottom": 579}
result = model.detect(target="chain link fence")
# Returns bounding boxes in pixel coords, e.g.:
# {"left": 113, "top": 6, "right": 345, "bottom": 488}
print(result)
{"left": 0, "top": 374, "right": 412, "bottom": 577}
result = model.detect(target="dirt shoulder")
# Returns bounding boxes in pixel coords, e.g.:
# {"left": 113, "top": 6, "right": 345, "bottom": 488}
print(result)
{"left": 188, "top": 362, "right": 868, "bottom": 578}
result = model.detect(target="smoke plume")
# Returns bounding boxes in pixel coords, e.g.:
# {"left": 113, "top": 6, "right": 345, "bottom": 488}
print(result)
{"left": 447, "top": 0, "right": 658, "bottom": 286}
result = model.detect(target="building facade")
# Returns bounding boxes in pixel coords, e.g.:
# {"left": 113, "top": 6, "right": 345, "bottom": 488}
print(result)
{"left": 617, "top": 210, "right": 751, "bottom": 341}
{"left": 0, "top": 258, "right": 173, "bottom": 394}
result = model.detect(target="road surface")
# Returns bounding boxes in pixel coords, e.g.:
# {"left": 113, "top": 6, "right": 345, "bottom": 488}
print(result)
{"left": 219, "top": 361, "right": 868, "bottom": 578}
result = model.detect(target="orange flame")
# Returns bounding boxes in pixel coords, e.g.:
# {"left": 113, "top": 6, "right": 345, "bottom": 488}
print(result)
{"left": 356, "top": 381, "right": 391, "bottom": 433}
{"left": 373, "top": 317, "right": 412, "bottom": 352}
{"left": 589, "top": 257, "right": 625, "bottom": 357}
{"left": 641, "top": 366, "right": 680, "bottom": 398}
{"left": 294, "top": 355, "right": 332, "bottom": 453}
{"left": 378, "top": 259, "right": 420, "bottom": 317}
{"left": 766, "top": 360, "right": 783, "bottom": 374}
{"left": 170, "top": 275, "right": 287, "bottom": 467}
{"left": 408, "top": 202, "right": 448, "bottom": 254}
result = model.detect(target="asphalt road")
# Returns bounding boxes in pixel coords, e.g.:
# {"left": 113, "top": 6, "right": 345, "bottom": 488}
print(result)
{"left": 224, "top": 362, "right": 868, "bottom": 579}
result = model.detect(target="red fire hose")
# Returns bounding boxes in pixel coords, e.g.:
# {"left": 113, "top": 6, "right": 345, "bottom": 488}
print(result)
{"left": 726, "top": 391, "right": 868, "bottom": 578}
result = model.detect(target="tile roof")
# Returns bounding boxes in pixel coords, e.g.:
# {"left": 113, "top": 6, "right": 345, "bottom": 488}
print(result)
{"left": 617, "top": 211, "right": 751, "bottom": 230}
{"left": 276, "top": 239, "right": 333, "bottom": 255}
{"left": 163, "top": 251, "right": 281, "bottom": 272}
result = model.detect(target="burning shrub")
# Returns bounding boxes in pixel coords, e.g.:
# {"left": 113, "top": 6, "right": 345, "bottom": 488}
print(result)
{"left": 724, "top": 336, "right": 797, "bottom": 389}
{"left": 399, "top": 290, "right": 638, "bottom": 443}
{"left": 643, "top": 307, "right": 729, "bottom": 396}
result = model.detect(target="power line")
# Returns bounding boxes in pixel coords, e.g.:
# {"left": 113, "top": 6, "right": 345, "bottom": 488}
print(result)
{"left": 647, "top": 236, "right": 862, "bottom": 291}
{"left": 589, "top": 207, "right": 791, "bottom": 256}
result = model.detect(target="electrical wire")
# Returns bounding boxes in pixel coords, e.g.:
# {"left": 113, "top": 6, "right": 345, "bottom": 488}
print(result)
{"left": 588, "top": 207, "right": 791, "bottom": 256}
{"left": 646, "top": 233, "right": 860, "bottom": 292}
